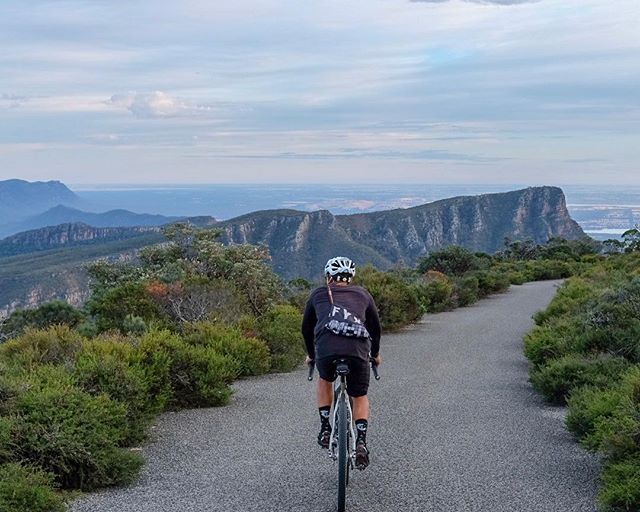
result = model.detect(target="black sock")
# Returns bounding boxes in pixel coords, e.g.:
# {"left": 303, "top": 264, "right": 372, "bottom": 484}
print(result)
{"left": 319, "top": 406, "right": 331, "bottom": 431}
{"left": 355, "top": 419, "right": 368, "bottom": 443}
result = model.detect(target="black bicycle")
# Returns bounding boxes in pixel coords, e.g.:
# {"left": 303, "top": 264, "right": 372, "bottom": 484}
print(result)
{"left": 308, "top": 358, "right": 379, "bottom": 512}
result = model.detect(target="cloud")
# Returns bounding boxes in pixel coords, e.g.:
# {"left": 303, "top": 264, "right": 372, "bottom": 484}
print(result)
{"left": 108, "top": 91, "right": 191, "bottom": 118}
{"left": 107, "top": 92, "right": 241, "bottom": 120}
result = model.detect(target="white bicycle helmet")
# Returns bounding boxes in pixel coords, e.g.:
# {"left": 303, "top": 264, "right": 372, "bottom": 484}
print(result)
{"left": 324, "top": 256, "right": 356, "bottom": 281}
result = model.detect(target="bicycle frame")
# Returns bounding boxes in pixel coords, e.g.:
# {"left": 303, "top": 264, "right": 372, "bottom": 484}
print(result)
{"left": 328, "top": 375, "right": 356, "bottom": 464}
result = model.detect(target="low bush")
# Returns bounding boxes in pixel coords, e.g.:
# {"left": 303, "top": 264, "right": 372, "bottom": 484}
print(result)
{"left": 137, "top": 330, "right": 238, "bottom": 408}
{"left": 533, "top": 278, "right": 597, "bottom": 325}
{"left": 8, "top": 364, "right": 143, "bottom": 490}
{"left": 581, "top": 279, "right": 640, "bottom": 362}
{"left": 584, "top": 367, "right": 640, "bottom": 460}
{"left": 566, "top": 386, "right": 624, "bottom": 442}
{"left": 600, "top": 456, "right": 640, "bottom": 512}
{"left": 474, "top": 270, "right": 510, "bottom": 298}
{"left": 526, "top": 259, "right": 575, "bottom": 280}
{"left": 355, "top": 266, "right": 421, "bottom": 329}
{"left": 0, "top": 463, "right": 65, "bottom": 512}
{"left": 524, "top": 316, "right": 586, "bottom": 367}
{"left": 74, "top": 336, "right": 160, "bottom": 445}
{"left": 414, "top": 271, "right": 454, "bottom": 313}
{"left": 257, "top": 305, "right": 305, "bottom": 372}
{"left": 529, "top": 354, "right": 630, "bottom": 404}
{"left": 183, "top": 322, "right": 270, "bottom": 376}
{"left": 0, "top": 326, "right": 85, "bottom": 370}
{"left": 453, "top": 275, "right": 479, "bottom": 307}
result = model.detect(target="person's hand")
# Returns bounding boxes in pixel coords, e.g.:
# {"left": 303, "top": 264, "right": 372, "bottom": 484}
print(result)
{"left": 305, "top": 355, "right": 314, "bottom": 366}
{"left": 372, "top": 354, "right": 382, "bottom": 366}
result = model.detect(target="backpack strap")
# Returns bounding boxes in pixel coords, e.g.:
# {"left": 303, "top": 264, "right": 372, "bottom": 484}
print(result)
{"left": 326, "top": 277, "right": 334, "bottom": 305}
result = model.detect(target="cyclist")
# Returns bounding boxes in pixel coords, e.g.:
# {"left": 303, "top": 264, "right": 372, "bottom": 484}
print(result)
{"left": 302, "top": 256, "right": 382, "bottom": 470}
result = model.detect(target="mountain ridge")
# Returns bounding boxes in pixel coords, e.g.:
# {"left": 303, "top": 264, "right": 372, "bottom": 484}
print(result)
{"left": 217, "top": 186, "right": 585, "bottom": 278}
{"left": 0, "top": 185, "right": 585, "bottom": 316}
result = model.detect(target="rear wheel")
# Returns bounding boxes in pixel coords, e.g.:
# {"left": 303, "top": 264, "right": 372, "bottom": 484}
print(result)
{"left": 337, "top": 397, "right": 348, "bottom": 512}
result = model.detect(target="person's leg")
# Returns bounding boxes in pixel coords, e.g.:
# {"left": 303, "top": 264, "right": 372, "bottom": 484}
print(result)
{"left": 317, "top": 377, "right": 333, "bottom": 408}
{"left": 315, "top": 360, "right": 336, "bottom": 448}
{"left": 352, "top": 395, "right": 369, "bottom": 420}
{"left": 348, "top": 360, "right": 372, "bottom": 469}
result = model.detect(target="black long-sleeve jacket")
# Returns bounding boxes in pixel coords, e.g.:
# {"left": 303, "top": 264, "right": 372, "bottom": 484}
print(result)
{"left": 301, "top": 284, "right": 381, "bottom": 361}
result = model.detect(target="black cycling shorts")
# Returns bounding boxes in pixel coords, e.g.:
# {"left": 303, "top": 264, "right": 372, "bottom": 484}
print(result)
{"left": 316, "top": 357, "right": 370, "bottom": 398}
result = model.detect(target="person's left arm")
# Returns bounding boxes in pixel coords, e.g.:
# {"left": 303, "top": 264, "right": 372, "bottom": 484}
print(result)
{"left": 301, "top": 297, "right": 317, "bottom": 359}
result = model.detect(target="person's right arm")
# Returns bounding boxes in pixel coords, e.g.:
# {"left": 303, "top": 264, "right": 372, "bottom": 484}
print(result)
{"left": 301, "top": 296, "right": 317, "bottom": 359}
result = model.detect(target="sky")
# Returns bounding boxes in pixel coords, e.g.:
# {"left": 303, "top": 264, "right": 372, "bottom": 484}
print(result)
{"left": 0, "top": 0, "right": 638, "bottom": 185}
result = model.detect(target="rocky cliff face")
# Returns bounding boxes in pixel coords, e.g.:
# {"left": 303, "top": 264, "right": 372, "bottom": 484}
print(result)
{"left": 219, "top": 186, "right": 585, "bottom": 279}
{"left": 0, "top": 223, "right": 161, "bottom": 257}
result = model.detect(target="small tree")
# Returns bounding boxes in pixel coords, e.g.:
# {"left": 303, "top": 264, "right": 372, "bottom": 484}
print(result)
{"left": 622, "top": 228, "right": 640, "bottom": 253}
{"left": 417, "top": 246, "right": 481, "bottom": 276}
{"left": 0, "top": 301, "right": 85, "bottom": 341}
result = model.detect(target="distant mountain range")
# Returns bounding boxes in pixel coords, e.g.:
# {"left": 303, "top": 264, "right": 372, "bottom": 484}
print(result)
{"left": 0, "top": 179, "right": 79, "bottom": 220}
{"left": 0, "top": 180, "right": 178, "bottom": 238}
{"left": 0, "top": 184, "right": 585, "bottom": 317}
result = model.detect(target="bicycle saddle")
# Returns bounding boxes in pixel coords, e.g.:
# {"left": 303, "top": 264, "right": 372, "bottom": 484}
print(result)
{"left": 335, "top": 359, "right": 350, "bottom": 375}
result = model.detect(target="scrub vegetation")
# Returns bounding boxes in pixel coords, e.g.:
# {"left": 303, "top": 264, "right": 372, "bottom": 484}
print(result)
{"left": 523, "top": 232, "right": 640, "bottom": 511}
{"left": 0, "top": 225, "right": 614, "bottom": 510}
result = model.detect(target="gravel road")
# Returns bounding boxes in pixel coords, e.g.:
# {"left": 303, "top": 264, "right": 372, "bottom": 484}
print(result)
{"left": 72, "top": 280, "right": 600, "bottom": 512}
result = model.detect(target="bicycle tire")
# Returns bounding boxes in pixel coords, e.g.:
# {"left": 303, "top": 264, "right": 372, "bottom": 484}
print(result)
{"left": 337, "top": 397, "right": 348, "bottom": 512}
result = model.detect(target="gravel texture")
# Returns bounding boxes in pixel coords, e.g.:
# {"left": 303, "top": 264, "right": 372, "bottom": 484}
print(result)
{"left": 71, "top": 280, "right": 600, "bottom": 512}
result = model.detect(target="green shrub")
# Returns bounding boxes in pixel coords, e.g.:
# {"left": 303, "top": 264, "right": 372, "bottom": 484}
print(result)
{"left": 414, "top": 271, "right": 454, "bottom": 313}
{"left": 138, "top": 330, "right": 238, "bottom": 408}
{"left": 526, "top": 260, "right": 574, "bottom": 280}
{"left": 355, "top": 266, "right": 421, "bottom": 329}
{"left": 74, "top": 337, "right": 160, "bottom": 445}
{"left": 0, "top": 417, "right": 15, "bottom": 462}
{"left": 530, "top": 354, "right": 631, "bottom": 404}
{"left": 533, "top": 278, "right": 597, "bottom": 325}
{"left": 88, "top": 282, "right": 164, "bottom": 333}
{"left": 0, "top": 301, "right": 85, "bottom": 342}
{"left": 600, "top": 456, "right": 640, "bottom": 512}
{"left": 9, "top": 364, "right": 143, "bottom": 490}
{"left": 582, "top": 279, "right": 640, "bottom": 362}
{"left": 0, "top": 326, "right": 85, "bottom": 370}
{"left": 474, "top": 270, "right": 510, "bottom": 298}
{"left": 566, "top": 386, "right": 624, "bottom": 442}
{"left": 585, "top": 366, "right": 640, "bottom": 460}
{"left": 453, "top": 275, "right": 479, "bottom": 307}
{"left": 0, "top": 463, "right": 65, "bottom": 512}
{"left": 524, "top": 316, "right": 586, "bottom": 367}
{"left": 183, "top": 322, "right": 270, "bottom": 376}
{"left": 417, "top": 246, "right": 484, "bottom": 276}
{"left": 257, "top": 305, "right": 306, "bottom": 372}
{"left": 507, "top": 271, "right": 528, "bottom": 285}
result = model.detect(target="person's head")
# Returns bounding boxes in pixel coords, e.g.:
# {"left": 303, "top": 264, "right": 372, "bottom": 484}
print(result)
{"left": 324, "top": 256, "right": 356, "bottom": 285}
